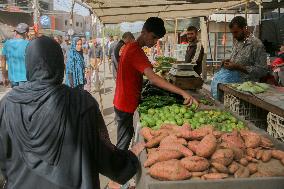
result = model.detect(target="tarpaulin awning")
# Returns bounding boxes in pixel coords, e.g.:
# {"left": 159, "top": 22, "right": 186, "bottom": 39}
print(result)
{"left": 85, "top": 0, "right": 247, "bottom": 24}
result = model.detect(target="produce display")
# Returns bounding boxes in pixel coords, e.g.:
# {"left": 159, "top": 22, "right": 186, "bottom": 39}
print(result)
{"left": 140, "top": 125, "right": 284, "bottom": 181}
{"left": 138, "top": 96, "right": 177, "bottom": 114}
{"left": 231, "top": 82, "right": 269, "bottom": 94}
{"left": 140, "top": 104, "right": 245, "bottom": 132}
{"left": 140, "top": 104, "right": 197, "bottom": 130}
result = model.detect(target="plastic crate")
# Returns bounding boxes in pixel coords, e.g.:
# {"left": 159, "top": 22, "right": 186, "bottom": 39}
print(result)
{"left": 224, "top": 93, "right": 268, "bottom": 130}
{"left": 267, "top": 112, "right": 284, "bottom": 142}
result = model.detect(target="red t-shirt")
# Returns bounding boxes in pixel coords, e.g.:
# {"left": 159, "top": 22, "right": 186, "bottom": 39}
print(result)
{"left": 114, "top": 42, "right": 152, "bottom": 113}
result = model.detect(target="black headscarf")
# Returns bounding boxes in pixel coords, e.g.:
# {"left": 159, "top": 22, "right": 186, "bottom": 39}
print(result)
{"left": 5, "top": 36, "right": 67, "bottom": 166}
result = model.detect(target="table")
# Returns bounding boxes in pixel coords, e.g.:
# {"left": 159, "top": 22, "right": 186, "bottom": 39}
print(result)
{"left": 219, "top": 84, "right": 284, "bottom": 118}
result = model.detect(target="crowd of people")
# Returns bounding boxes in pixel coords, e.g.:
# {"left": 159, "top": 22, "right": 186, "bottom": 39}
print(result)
{"left": 0, "top": 15, "right": 283, "bottom": 189}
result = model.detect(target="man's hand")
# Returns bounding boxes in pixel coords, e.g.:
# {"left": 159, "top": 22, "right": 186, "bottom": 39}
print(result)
{"left": 223, "top": 61, "right": 248, "bottom": 73}
{"left": 130, "top": 142, "right": 145, "bottom": 156}
{"left": 182, "top": 92, "right": 199, "bottom": 108}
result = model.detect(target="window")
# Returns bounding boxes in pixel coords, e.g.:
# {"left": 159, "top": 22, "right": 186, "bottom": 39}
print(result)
{"left": 76, "top": 22, "right": 79, "bottom": 27}
{"left": 65, "top": 20, "right": 68, "bottom": 26}
{"left": 207, "top": 32, "right": 233, "bottom": 60}
{"left": 39, "top": 1, "right": 49, "bottom": 11}
{"left": 80, "top": 23, "right": 82, "bottom": 28}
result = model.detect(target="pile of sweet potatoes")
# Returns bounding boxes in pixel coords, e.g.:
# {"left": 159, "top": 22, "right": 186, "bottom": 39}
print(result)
{"left": 140, "top": 124, "right": 284, "bottom": 181}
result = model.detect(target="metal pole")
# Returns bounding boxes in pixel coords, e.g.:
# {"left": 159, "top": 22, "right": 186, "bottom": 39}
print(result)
{"left": 33, "top": 0, "right": 39, "bottom": 36}
{"left": 70, "top": 0, "right": 75, "bottom": 26}
{"left": 224, "top": 13, "right": 227, "bottom": 59}
{"left": 102, "top": 24, "right": 106, "bottom": 94}
{"left": 174, "top": 18, "right": 178, "bottom": 57}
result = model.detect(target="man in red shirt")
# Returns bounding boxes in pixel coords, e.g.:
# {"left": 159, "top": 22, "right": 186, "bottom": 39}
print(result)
{"left": 113, "top": 17, "right": 198, "bottom": 151}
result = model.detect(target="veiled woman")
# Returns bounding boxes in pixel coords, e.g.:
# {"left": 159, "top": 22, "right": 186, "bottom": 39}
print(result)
{"left": 0, "top": 36, "right": 143, "bottom": 189}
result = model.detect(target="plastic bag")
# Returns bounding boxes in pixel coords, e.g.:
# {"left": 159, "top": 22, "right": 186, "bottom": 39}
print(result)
{"left": 211, "top": 68, "right": 241, "bottom": 99}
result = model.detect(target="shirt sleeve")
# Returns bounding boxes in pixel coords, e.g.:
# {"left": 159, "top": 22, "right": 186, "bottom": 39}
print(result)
{"left": 131, "top": 48, "right": 152, "bottom": 73}
{"left": 2, "top": 41, "right": 7, "bottom": 57}
{"left": 246, "top": 42, "right": 268, "bottom": 78}
{"left": 87, "top": 100, "right": 139, "bottom": 185}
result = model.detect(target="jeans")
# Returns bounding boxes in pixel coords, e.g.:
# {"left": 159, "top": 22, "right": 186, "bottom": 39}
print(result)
{"left": 114, "top": 107, "right": 134, "bottom": 150}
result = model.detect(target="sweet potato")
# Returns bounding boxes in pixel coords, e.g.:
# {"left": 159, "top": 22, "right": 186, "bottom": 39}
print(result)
{"left": 247, "top": 163, "right": 258, "bottom": 174}
{"left": 147, "top": 148, "right": 158, "bottom": 157}
{"left": 145, "top": 133, "right": 169, "bottom": 148}
{"left": 231, "top": 147, "right": 245, "bottom": 161}
{"left": 240, "top": 131, "right": 261, "bottom": 148}
{"left": 211, "top": 162, "right": 229, "bottom": 174}
{"left": 271, "top": 150, "right": 284, "bottom": 160}
{"left": 149, "top": 159, "right": 191, "bottom": 181}
{"left": 188, "top": 125, "right": 214, "bottom": 140}
{"left": 177, "top": 138, "right": 188, "bottom": 146}
{"left": 228, "top": 162, "right": 239, "bottom": 174}
{"left": 160, "top": 135, "right": 186, "bottom": 147}
{"left": 260, "top": 136, "right": 274, "bottom": 149}
{"left": 246, "top": 148, "right": 256, "bottom": 158}
{"left": 246, "top": 156, "right": 258, "bottom": 163}
{"left": 234, "top": 166, "right": 250, "bottom": 178}
{"left": 221, "top": 132, "right": 245, "bottom": 149}
{"left": 159, "top": 142, "right": 193, "bottom": 157}
{"left": 256, "top": 150, "right": 264, "bottom": 160}
{"left": 144, "top": 149, "right": 183, "bottom": 167}
{"left": 187, "top": 141, "right": 200, "bottom": 153}
{"left": 161, "top": 123, "right": 192, "bottom": 139}
{"left": 213, "top": 131, "right": 223, "bottom": 139}
{"left": 151, "top": 128, "right": 172, "bottom": 137}
{"left": 261, "top": 150, "right": 272, "bottom": 162}
{"left": 196, "top": 134, "right": 217, "bottom": 158}
{"left": 191, "top": 170, "right": 208, "bottom": 177}
{"left": 140, "top": 127, "right": 154, "bottom": 141}
{"left": 181, "top": 156, "right": 210, "bottom": 172}
{"left": 211, "top": 149, "right": 234, "bottom": 166}
{"left": 202, "top": 173, "right": 228, "bottom": 180}
{"left": 209, "top": 167, "right": 219, "bottom": 173}
{"left": 239, "top": 158, "right": 249, "bottom": 166}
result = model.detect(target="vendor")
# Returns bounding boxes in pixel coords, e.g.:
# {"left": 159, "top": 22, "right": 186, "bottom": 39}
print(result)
{"left": 184, "top": 26, "right": 204, "bottom": 75}
{"left": 211, "top": 16, "right": 268, "bottom": 99}
{"left": 223, "top": 16, "right": 267, "bottom": 81}
{"left": 109, "top": 17, "right": 198, "bottom": 188}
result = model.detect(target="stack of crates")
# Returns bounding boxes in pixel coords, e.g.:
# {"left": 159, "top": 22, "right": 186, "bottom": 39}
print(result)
{"left": 224, "top": 94, "right": 268, "bottom": 130}
{"left": 267, "top": 112, "right": 284, "bottom": 142}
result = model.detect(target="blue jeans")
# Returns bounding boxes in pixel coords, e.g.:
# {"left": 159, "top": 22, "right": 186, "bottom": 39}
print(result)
{"left": 10, "top": 81, "right": 26, "bottom": 88}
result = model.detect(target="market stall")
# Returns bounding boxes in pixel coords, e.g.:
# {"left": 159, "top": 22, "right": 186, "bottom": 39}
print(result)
{"left": 83, "top": 1, "right": 284, "bottom": 188}
{"left": 219, "top": 83, "right": 284, "bottom": 142}
{"left": 134, "top": 84, "right": 284, "bottom": 189}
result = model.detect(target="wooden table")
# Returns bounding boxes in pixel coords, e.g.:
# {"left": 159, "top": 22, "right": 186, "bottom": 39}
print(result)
{"left": 219, "top": 84, "right": 284, "bottom": 117}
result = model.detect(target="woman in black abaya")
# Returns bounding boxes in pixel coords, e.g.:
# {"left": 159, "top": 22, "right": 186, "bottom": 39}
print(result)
{"left": 0, "top": 36, "right": 142, "bottom": 189}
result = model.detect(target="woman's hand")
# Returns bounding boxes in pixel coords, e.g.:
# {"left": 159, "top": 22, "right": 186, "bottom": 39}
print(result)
{"left": 130, "top": 142, "right": 145, "bottom": 156}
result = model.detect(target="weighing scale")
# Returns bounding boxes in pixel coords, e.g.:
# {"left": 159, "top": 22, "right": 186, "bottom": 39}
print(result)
{"left": 169, "top": 63, "right": 203, "bottom": 90}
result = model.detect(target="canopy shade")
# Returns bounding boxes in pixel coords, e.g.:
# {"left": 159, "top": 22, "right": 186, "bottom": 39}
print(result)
{"left": 85, "top": 0, "right": 246, "bottom": 24}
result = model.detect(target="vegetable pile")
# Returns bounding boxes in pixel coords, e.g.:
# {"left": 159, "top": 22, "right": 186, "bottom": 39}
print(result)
{"left": 140, "top": 104, "right": 245, "bottom": 132}
{"left": 140, "top": 125, "right": 284, "bottom": 181}
{"left": 140, "top": 104, "right": 197, "bottom": 130}
{"left": 231, "top": 82, "right": 269, "bottom": 94}
{"left": 138, "top": 96, "right": 177, "bottom": 114}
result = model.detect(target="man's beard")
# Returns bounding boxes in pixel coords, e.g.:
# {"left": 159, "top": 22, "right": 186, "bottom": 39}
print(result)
{"left": 236, "top": 33, "right": 245, "bottom": 41}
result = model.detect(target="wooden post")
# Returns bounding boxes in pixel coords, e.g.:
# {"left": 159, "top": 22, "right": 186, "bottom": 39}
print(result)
{"left": 200, "top": 17, "right": 208, "bottom": 81}
{"left": 174, "top": 18, "right": 178, "bottom": 57}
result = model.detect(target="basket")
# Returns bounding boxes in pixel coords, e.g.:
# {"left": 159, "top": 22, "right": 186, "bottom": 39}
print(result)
{"left": 224, "top": 93, "right": 268, "bottom": 130}
{"left": 267, "top": 112, "right": 284, "bottom": 142}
